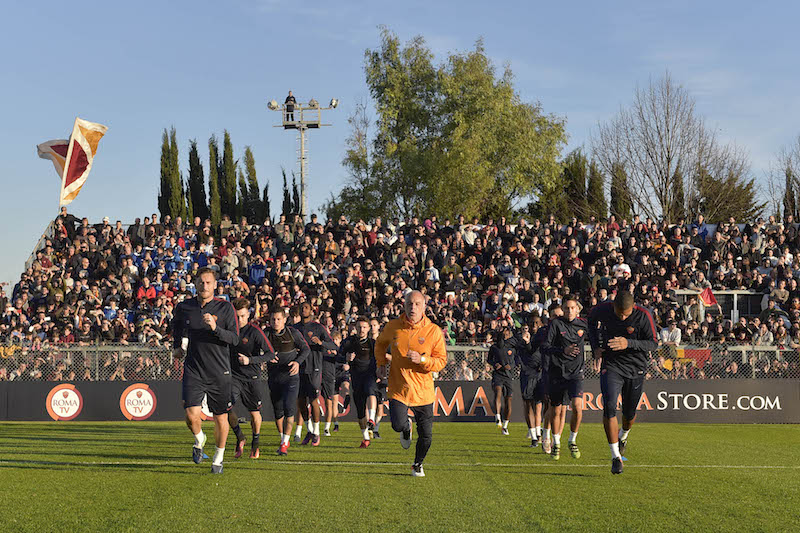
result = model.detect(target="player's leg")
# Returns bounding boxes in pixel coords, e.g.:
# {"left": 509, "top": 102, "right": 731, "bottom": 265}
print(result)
{"left": 322, "top": 368, "right": 335, "bottom": 436}
{"left": 549, "top": 381, "right": 568, "bottom": 460}
{"left": 308, "top": 373, "right": 322, "bottom": 445}
{"left": 600, "top": 369, "right": 625, "bottom": 474}
{"left": 241, "top": 380, "right": 263, "bottom": 458}
{"left": 352, "top": 374, "right": 370, "bottom": 447}
{"left": 618, "top": 375, "right": 644, "bottom": 455}
{"left": 492, "top": 383, "right": 503, "bottom": 426}
{"left": 295, "top": 385, "right": 307, "bottom": 443}
{"left": 279, "top": 375, "right": 299, "bottom": 454}
{"left": 228, "top": 380, "right": 247, "bottom": 458}
{"left": 182, "top": 370, "right": 208, "bottom": 463}
{"left": 568, "top": 380, "right": 584, "bottom": 459}
{"left": 389, "top": 398, "right": 413, "bottom": 451}
{"left": 410, "top": 403, "right": 434, "bottom": 476}
{"left": 268, "top": 375, "right": 285, "bottom": 441}
{"left": 501, "top": 380, "right": 512, "bottom": 434}
{"left": 206, "top": 378, "right": 231, "bottom": 473}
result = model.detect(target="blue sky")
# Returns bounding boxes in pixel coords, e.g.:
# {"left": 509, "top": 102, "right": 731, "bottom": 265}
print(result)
{"left": 2, "top": 0, "right": 799, "bottom": 287}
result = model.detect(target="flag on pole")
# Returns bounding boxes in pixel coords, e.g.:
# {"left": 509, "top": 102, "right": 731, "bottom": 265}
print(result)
{"left": 37, "top": 139, "right": 70, "bottom": 179}
{"left": 45, "top": 118, "right": 108, "bottom": 207}
{"left": 699, "top": 287, "right": 717, "bottom": 307}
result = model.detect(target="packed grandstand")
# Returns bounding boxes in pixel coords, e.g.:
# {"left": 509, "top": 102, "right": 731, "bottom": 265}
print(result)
{"left": 1, "top": 209, "right": 798, "bottom": 382}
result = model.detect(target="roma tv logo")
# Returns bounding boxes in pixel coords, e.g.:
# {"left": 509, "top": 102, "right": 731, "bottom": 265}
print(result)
{"left": 120, "top": 384, "right": 157, "bottom": 421}
{"left": 45, "top": 384, "right": 83, "bottom": 421}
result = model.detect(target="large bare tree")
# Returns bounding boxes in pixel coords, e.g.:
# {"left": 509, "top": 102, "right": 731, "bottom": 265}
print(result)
{"left": 592, "top": 72, "right": 762, "bottom": 222}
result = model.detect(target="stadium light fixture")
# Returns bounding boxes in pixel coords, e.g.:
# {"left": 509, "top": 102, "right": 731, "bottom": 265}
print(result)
{"left": 267, "top": 99, "right": 279, "bottom": 111}
{"left": 329, "top": 98, "right": 339, "bottom": 109}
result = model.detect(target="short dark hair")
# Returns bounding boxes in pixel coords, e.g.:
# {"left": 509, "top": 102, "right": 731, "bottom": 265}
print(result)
{"left": 196, "top": 267, "right": 216, "bottom": 280}
{"left": 614, "top": 291, "right": 634, "bottom": 311}
{"left": 232, "top": 297, "right": 250, "bottom": 311}
{"left": 270, "top": 306, "right": 286, "bottom": 317}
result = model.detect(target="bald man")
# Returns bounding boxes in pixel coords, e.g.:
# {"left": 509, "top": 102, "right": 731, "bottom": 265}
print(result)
{"left": 375, "top": 291, "right": 447, "bottom": 477}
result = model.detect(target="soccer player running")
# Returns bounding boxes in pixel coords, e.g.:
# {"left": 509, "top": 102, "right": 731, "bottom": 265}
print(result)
{"left": 321, "top": 329, "right": 343, "bottom": 436}
{"left": 540, "top": 303, "right": 562, "bottom": 454}
{"left": 294, "top": 302, "right": 333, "bottom": 446}
{"left": 228, "top": 298, "right": 274, "bottom": 459}
{"left": 339, "top": 317, "right": 378, "bottom": 447}
{"left": 172, "top": 267, "right": 240, "bottom": 474}
{"left": 542, "top": 295, "right": 588, "bottom": 461}
{"left": 588, "top": 291, "right": 658, "bottom": 474}
{"left": 516, "top": 323, "right": 543, "bottom": 447}
{"left": 488, "top": 328, "right": 518, "bottom": 435}
{"left": 265, "top": 306, "right": 310, "bottom": 456}
{"left": 370, "top": 317, "right": 388, "bottom": 438}
{"left": 375, "top": 291, "right": 447, "bottom": 477}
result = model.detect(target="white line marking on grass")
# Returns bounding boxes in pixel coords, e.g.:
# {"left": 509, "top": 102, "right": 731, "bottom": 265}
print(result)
{"left": 1, "top": 459, "right": 798, "bottom": 470}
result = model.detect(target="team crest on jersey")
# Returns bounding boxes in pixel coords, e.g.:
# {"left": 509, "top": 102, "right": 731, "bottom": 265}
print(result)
{"left": 507, "top": 350, "right": 512, "bottom": 355}
{"left": 242, "top": 338, "right": 249, "bottom": 344}
{"left": 627, "top": 326, "right": 635, "bottom": 334}
{"left": 418, "top": 337, "right": 425, "bottom": 345}
{"left": 577, "top": 330, "right": 584, "bottom": 337}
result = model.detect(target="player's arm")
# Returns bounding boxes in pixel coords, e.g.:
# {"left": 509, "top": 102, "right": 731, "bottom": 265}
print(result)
{"left": 247, "top": 326, "right": 275, "bottom": 365}
{"left": 374, "top": 322, "right": 393, "bottom": 367}
{"left": 411, "top": 326, "right": 447, "bottom": 373}
{"left": 487, "top": 344, "right": 501, "bottom": 369}
{"left": 171, "top": 303, "right": 183, "bottom": 350}
{"left": 291, "top": 327, "right": 311, "bottom": 366}
{"left": 540, "top": 321, "right": 561, "bottom": 358}
{"left": 587, "top": 305, "right": 604, "bottom": 370}
{"left": 628, "top": 311, "right": 659, "bottom": 353}
{"left": 211, "top": 302, "right": 240, "bottom": 347}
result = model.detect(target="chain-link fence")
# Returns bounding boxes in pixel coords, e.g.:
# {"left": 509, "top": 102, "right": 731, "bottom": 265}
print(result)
{"left": 1, "top": 342, "right": 798, "bottom": 382}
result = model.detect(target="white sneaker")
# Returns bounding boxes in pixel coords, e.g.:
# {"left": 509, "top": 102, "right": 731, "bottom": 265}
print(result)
{"left": 400, "top": 422, "right": 413, "bottom": 450}
{"left": 412, "top": 463, "right": 425, "bottom": 477}
{"left": 324, "top": 429, "right": 332, "bottom": 437}
{"left": 496, "top": 419, "right": 502, "bottom": 427}
{"left": 501, "top": 428, "right": 509, "bottom": 436}
{"left": 542, "top": 438, "right": 551, "bottom": 454}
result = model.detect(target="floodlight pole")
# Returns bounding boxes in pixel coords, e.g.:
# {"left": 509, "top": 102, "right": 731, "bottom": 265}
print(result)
{"left": 268, "top": 99, "right": 336, "bottom": 221}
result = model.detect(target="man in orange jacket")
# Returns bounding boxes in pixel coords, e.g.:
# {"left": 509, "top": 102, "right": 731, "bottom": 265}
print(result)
{"left": 375, "top": 290, "right": 447, "bottom": 477}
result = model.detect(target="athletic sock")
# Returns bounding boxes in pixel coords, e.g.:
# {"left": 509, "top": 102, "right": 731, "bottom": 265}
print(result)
{"left": 543, "top": 428, "right": 551, "bottom": 440}
{"left": 232, "top": 424, "right": 245, "bottom": 442}
{"left": 502, "top": 420, "right": 509, "bottom": 429}
{"left": 362, "top": 427, "right": 370, "bottom": 441}
{"left": 619, "top": 428, "right": 630, "bottom": 441}
{"left": 610, "top": 442, "right": 621, "bottom": 459}
{"left": 368, "top": 408, "right": 376, "bottom": 422}
{"left": 307, "top": 418, "right": 313, "bottom": 432}
{"left": 279, "top": 432, "right": 285, "bottom": 443}
{"left": 193, "top": 431, "right": 205, "bottom": 448}
{"left": 325, "top": 422, "right": 331, "bottom": 431}
{"left": 281, "top": 434, "right": 290, "bottom": 445}
{"left": 212, "top": 447, "right": 224, "bottom": 466}
{"left": 569, "top": 431, "right": 578, "bottom": 444}
{"left": 526, "top": 428, "right": 533, "bottom": 439}
{"left": 495, "top": 413, "right": 501, "bottom": 423}
{"left": 375, "top": 421, "right": 381, "bottom": 432}
{"left": 295, "top": 425, "right": 302, "bottom": 438}
{"left": 312, "top": 422, "right": 320, "bottom": 436}
{"left": 535, "top": 426, "right": 542, "bottom": 438}
{"left": 553, "top": 434, "right": 561, "bottom": 446}
{"left": 251, "top": 433, "right": 260, "bottom": 448}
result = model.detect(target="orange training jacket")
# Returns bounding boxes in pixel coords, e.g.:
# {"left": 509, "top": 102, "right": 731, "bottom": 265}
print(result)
{"left": 374, "top": 313, "right": 447, "bottom": 406}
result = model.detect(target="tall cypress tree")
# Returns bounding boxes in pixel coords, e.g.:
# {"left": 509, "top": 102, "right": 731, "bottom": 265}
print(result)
{"left": 784, "top": 167, "right": 797, "bottom": 219}
{"left": 168, "top": 128, "right": 186, "bottom": 219}
{"left": 185, "top": 176, "right": 194, "bottom": 221}
{"left": 281, "top": 168, "right": 292, "bottom": 216}
{"left": 669, "top": 168, "right": 686, "bottom": 222}
{"left": 187, "top": 140, "right": 208, "bottom": 220}
{"left": 586, "top": 160, "right": 607, "bottom": 220}
{"left": 208, "top": 136, "right": 222, "bottom": 226}
{"left": 262, "top": 183, "right": 271, "bottom": 224}
{"left": 292, "top": 173, "right": 301, "bottom": 216}
{"left": 610, "top": 162, "right": 633, "bottom": 221}
{"left": 237, "top": 168, "right": 249, "bottom": 221}
{"left": 563, "top": 149, "right": 588, "bottom": 219}
{"left": 220, "top": 130, "right": 237, "bottom": 219}
{"left": 158, "top": 129, "right": 171, "bottom": 219}
{"left": 243, "top": 146, "right": 262, "bottom": 221}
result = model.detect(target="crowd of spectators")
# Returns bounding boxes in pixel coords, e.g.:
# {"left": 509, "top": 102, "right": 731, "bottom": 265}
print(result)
{"left": 2, "top": 206, "right": 800, "bottom": 381}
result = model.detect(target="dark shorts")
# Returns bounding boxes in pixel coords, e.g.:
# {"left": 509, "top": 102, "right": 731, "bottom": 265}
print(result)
{"left": 182, "top": 368, "right": 232, "bottom": 415}
{"left": 351, "top": 370, "right": 378, "bottom": 419}
{"left": 600, "top": 368, "right": 644, "bottom": 420}
{"left": 492, "top": 374, "right": 514, "bottom": 397}
{"left": 376, "top": 381, "right": 388, "bottom": 402}
{"left": 548, "top": 376, "right": 583, "bottom": 406}
{"left": 231, "top": 377, "right": 263, "bottom": 412}
{"left": 335, "top": 368, "right": 351, "bottom": 389}
{"left": 299, "top": 372, "right": 322, "bottom": 400}
{"left": 519, "top": 371, "right": 542, "bottom": 402}
{"left": 268, "top": 371, "right": 300, "bottom": 420}
{"left": 321, "top": 366, "right": 337, "bottom": 400}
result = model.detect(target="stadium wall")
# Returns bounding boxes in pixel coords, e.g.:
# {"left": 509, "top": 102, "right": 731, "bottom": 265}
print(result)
{"left": 1, "top": 380, "right": 798, "bottom": 423}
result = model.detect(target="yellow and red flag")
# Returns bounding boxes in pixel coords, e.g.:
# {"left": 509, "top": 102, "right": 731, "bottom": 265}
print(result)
{"left": 37, "top": 139, "right": 70, "bottom": 179}
{"left": 699, "top": 287, "right": 717, "bottom": 307}
{"left": 39, "top": 118, "right": 108, "bottom": 206}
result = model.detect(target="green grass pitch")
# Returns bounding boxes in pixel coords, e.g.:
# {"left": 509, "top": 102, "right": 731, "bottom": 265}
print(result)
{"left": 1, "top": 421, "right": 798, "bottom": 532}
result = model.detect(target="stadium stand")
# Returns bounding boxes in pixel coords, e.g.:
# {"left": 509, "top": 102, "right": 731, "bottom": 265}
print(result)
{"left": 1, "top": 210, "right": 799, "bottom": 382}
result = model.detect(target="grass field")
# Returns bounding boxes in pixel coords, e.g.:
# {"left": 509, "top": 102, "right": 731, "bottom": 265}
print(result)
{"left": 1, "top": 421, "right": 798, "bottom": 532}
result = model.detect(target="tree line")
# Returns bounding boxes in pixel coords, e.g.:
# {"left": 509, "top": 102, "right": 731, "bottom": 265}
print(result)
{"left": 325, "top": 29, "right": 768, "bottom": 224}
{"left": 158, "top": 129, "right": 303, "bottom": 224}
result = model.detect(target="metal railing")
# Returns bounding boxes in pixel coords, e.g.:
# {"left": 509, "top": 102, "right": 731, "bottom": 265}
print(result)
{"left": 1, "top": 342, "right": 798, "bottom": 382}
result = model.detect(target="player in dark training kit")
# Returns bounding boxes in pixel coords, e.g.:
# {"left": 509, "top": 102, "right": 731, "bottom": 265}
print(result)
{"left": 339, "top": 317, "right": 378, "bottom": 447}
{"left": 516, "top": 323, "right": 543, "bottom": 447}
{"left": 542, "top": 295, "right": 588, "bottom": 461}
{"left": 588, "top": 291, "right": 658, "bottom": 474}
{"left": 265, "top": 306, "right": 310, "bottom": 456}
{"left": 488, "top": 328, "right": 519, "bottom": 435}
{"left": 294, "top": 302, "right": 334, "bottom": 446}
{"left": 172, "top": 267, "right": 240, "bottom": 474}
{"left": 540, "top": 303, "right": 562, "bottom": 453}
{"left": 321, "top": 329, "right": 343, "bottom": 436}
{"left": 228, "top": 298, "right": 274, "bottom": 459}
